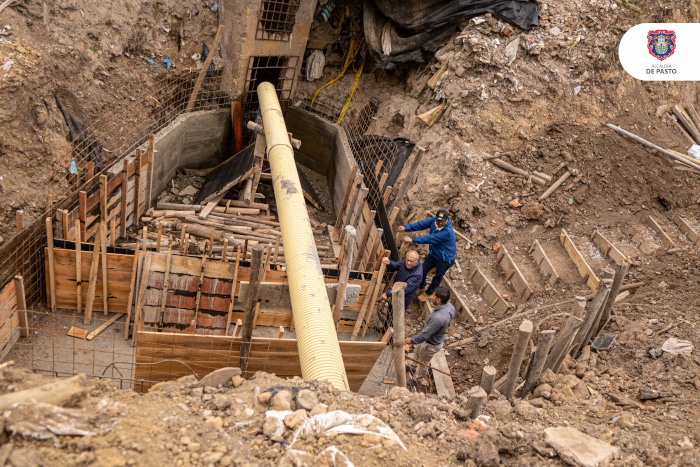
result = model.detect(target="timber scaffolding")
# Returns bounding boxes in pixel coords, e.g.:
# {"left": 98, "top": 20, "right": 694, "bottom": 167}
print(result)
{"left": 0, "top": 68, "right": 408, "bottom": 392}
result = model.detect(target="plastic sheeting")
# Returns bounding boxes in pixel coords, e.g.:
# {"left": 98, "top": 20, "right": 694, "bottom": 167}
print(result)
{"left": 363, "top": 0, "right": 539, "bottom": 67}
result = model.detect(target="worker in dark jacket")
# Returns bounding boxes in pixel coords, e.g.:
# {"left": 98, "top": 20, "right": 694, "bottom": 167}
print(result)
{"left": 404, "top": 287, "right": 455, "bottom": 380}
{"left": 379, "top": 250, "right": 422, "bottom": 312}
{"left": 400, "top": 209, "right": 456, "bottom": 300}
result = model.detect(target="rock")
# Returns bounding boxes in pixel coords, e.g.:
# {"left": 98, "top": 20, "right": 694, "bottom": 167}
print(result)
{"left": 455, "top": 65, "right": 466, "bottom": 77}
{"left": 187, "top": 443, "right": 201, "bottom": 453}
{"left": 211, "top": 394, "right": 230, "bottom": 411}
{"left": 200, "top": 452, "right": 224, "bottom": 464}
{"left": 409, "top": 403, "right": 433, "bottom": 422}
{"left": 614, "top": 412, "right": 636, "bottom": 430}
{"left": 521, "top": 201, "right": 544, "bottom": 220}
{"left": 514, "top": 401, "right": 537, "bottom": 421}
{"left": 545, "top": 426, "right": 619, "bottom": 467}
{"left": 284, "top": 410, "right": 308, "bottom": 430}
{"left": 242, "top": 408, "right": 255, "bottom": 419}
{"left": 310, "top": 403, "right": 328, "bottom": 416}
{"left": 262, "top": 416, "right": 285, "bottom": 440}
{"left": 487, "top": 399, "right": 513, "bottom": 419}
{"left": 417, "top": 422, "right": 436, "bottom": 438}
{"left": 191, "top": 387, "right": 204, "bottom": 397}
{"left": 231, "top": 375, "right": 244, "bottom": 388}
{"left": 273, "top": 390, "right": 292, "bottom": 411}
{"left": 257, "top": 392, "right": 272, "bottom": 405}
{"left": 539, "top": 369, "right": 557, "bottom": 386}
{"left": 179, "top": 185, "right": 198, "bottom": 197}
{"left": 454, "top": 407, "right": 472, "bottom": 421}
{"left": 534, "top": 383, "right": 553, "bottom": 399}
{"left": 363, "top": 433, "right": 383, "bottom": 444}
{"left": 338, "top": 391, "right": 353, "bottom": 401}
{"left": 279, "top": 449, "right": 316, "bottom": 467}
{"left": 475, "top": 436, "right": 501, "bottom": 467}
{"left": 295, "top": 389, "right": 318, "bottom": 411}
{"left": 205, "top": 417, "right": 223, "bottom": 429}
{"left": 549, "top": 26, "right": 562, "bottom": 36}
{"left": 193, "top": 368, "right": 241, "bottom": 388}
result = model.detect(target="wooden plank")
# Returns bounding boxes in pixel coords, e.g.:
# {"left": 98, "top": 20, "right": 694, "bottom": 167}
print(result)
{"left": 124, "top": 241, "right": 140, "bottom": 339}
{"left": 86, "top": 313, "right": 125, "bottom": 341}
{"left": 132, "top": 253, "right": 152, "bottom": 345}
{"left": 496, "top": 246, "right": 533, "bottom": 301}
{"left": 185, "top": 25, "right": 224, "bottom": 112}
{"left": 468, "top": 261, "right": 509, "bottom": 316}
{"left": 529, "top": 240, "right": 559, "bottom": 286}
{"left": 673, "top": 214, "right": 700, "bottom": 245}
{"left": 100, "top": 222, "right": 109, "bottom": 315}
{"left": 84, "top": 225, "right": 102, "bottom": 325}
{"left": 158, "top": 243, "right": 173, "bottom": 327}
{"left": 147, "top": 134, "right": 155, "bottom": 210}
{"left": 560, "top": 229, "right": 600, "bottom": 289}
{"left": 67, "top": 326, "right": 88, "bottom": 339}
{"left": 647, "top": 215, "right": 675, "bottom": 249}
{"left": 13, "top": 276, "right": 27, "bottom": 338}
{"left": 443, "top": 277, "right": 476, "bottom": 325}
{"left": 120, "top": 160, "right": 128, "bottom": 239}
{"left": 590, "top": 230, "right": 628, "bottom": 265}
{"left": 430, "top": 350, "right": 455, "bottom": 400}
{"left": 46, "top": 217, "right": 56, "bottom": 311}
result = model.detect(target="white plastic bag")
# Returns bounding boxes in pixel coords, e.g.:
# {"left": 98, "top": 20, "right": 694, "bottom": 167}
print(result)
{"left": 306, "top": 50, "right": 325, "bottom": 81}
{"left": 661, "top": 337, "right": 693, "bottom": 355}
{"left": 688, "top": 144, "right": 700, "bottom": 161}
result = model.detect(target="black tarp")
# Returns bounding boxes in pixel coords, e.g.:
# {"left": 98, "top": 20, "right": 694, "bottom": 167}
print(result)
{"left": 193, "top": 144, "right": 255, "bottom": 204}
{"left": 363, "top": 0, "right": 539, "bottom": 67}
{"left": 55, "top": 95, "right": 105, "bottom": 171}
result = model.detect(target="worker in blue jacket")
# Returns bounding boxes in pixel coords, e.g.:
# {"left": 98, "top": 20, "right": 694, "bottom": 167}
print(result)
{"left": 400, "top": 209, "right": 456, "bottom": 301}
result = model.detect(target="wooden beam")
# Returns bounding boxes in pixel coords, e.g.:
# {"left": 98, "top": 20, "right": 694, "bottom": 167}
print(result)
{"left": 86, "top": 313, "right": 125, "bottom": 341}
{"left": 14, "top": 275, "right": 28, "bottom": 337}
{"left": 517, "top": 329, "right": 555, "bottom": 397}
{"left": 100, "top": 222, "right": 109, "bottom": 316}
{"left": 333, "top": 229, "right": 356, "bottom": 326}
{"left": 353, "top": 210, "right": 376, "bottom": 270}
{"left": 543, "top": 297, "right": 586, "bottom": 372}
{"left": 351, "top": 254, "right": 387, "bottom": 340}
{"left": 647, "top": 215, "right": 675, "bottom": 249}
{"left": 84, "top": 224, "right": 102, "bottom": 325}
{"left": 233, "top": 319, "right": 242, "bottom": 337}
{"left": 560, "top": 229, "right": 600, "bottom": 289}
{"left": 100, "top": 174, "right": 108, "bottom": 226}
{"left": 75, "top": 219, "right": 82, "bottom": 315}
{"left": 496, "top": 246, "right": 533, "bottom": 301}
{"left": 15, "top": 210, "right": 23, "bottom": 234}
{"left": 430, "top": 350, "right": 455, "bottom": 400}
{"left": 226, "top": 247, "right": 241, "bottom": 336}
{"left": 132, "top": 253, "right": 152, "bottom": 345}
{"left": 79, "top": 190, "right": 87, "bottom": 240}
{"left": 158, "top": 243, "right": 173, "bottom": 328}
{"left": 124, "top": 240, "right": 140, "bottom": 339}
{"left": 240, "top": 245, "right": 264, "bottom": 375}
{"left": 275, "top": 326, "right": 284, "bottom": 339}
{"left": 46, "top": 217, "right": 56, "bottom": 312}
{"left": 590, "top": 230, "right": 628, "bottom": 265}
{"left": 673, "top": 214, "right": 700, "bottom": 245}
{"left": 529, "top": 239, "right": 559, "bottom": 286}
{"left": 392, "top": 281, "right": 407, "bottom": 387}
{"left": 147, "top": 134, "right": 155, "bottom": 210}
{"left": 134, "top": 149, "right": 142, "bottom": 225}
{"left": 120, "top": 160, "right": 128, "bottom": 239}
{"left": 362, "top": 250, "right": 390, "bottom": 337}
{"left": 468, "top": 260, "right": 509, "bottom": 316}
{"left": 443, "top": 277, "right": 476, "bottom": 325}
{"left": 61, "top": 209, "right": 69, "bottom": 240}
{"left": 185, "top": 25, "right": 224, "bottom": 112}
{"left": 191, "top": 256, "right": 208, "bottom": 333}
{"left": 338, "top": 174, "right": 363, "bottom": 246}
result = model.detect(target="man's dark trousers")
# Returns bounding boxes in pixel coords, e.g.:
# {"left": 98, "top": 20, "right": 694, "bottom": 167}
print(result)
{"left": 420, "top": 254, "right": 454, "bottom": 295}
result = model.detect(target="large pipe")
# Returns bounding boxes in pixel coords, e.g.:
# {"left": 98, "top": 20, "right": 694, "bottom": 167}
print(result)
{"left": 257, "top": 82, "right": 349, "bottom": 391}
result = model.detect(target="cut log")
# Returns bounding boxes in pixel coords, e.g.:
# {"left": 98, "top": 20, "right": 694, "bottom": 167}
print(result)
{"left": 501, "top": 319, "right": 533, "bottom": 399}
{"left": 543, "top": 297, "right": 586, "bottom": 373}
{"left": 0, "top": 374, "right": 88, "bottom": 411}
{"left": 480, "top": 365, "right": 497, "bottom": 395}
{"left": 392, "top": 281, "right": 407, "bottom": 388}
{"left": 517, "top": 329, "right": 555, "bottom": 397}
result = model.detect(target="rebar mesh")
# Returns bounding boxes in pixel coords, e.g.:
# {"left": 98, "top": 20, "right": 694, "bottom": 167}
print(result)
{"left": 0, "top": 67, "right": 234, "bottom": 310}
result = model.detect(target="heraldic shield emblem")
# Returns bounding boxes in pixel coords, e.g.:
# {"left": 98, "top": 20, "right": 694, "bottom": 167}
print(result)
{"left": 647, "top": 30, "right": 676, "bottom": 61}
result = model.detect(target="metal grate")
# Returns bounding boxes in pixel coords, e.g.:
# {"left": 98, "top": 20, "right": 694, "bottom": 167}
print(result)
{"left": 592, "top": 332, "right": 617, "bottom": 351}
{"left": 243, "top": 56, "right": 299, "bottom": 111}
{"left": 256, "top": 0, "right": 300, "bottom": 41}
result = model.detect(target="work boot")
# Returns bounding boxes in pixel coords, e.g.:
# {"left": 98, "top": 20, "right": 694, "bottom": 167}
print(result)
{"left": 418, "top": 293, "right": 429, "bottom": 302}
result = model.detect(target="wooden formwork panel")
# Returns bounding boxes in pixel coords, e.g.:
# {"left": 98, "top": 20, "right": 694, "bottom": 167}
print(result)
{"left": 529, "top": 240, "right": 559, "bottom": 286}
{"left": 559, "top": 229, "right": 600, "bottom": 290}
{"left": 647, "top": 216, "right": 675, "bottom": 249}
{"left": 590, "top": 230, "right": 628, "bottom": 265}
{"left": 673, "top": 214, "right": 700, "bottom": 245}
{"left": 468, "top": 261, "right": 509, "bottom": 317}
{"left": 134, "top": 331, "right": 387, "bottom": 391}
{"left": 496, "top": 246, "right": 533, "bottom": 301}
{"left": 0, "top": 280, "right": 20, "bottom": 359}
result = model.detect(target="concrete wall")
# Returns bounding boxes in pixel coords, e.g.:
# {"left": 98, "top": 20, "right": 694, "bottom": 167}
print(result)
{"left": 125, "top": 109, "right": 232, "bottom": 203}
{"left": 286, "top": 107, "right": 357, "bottom": 212}
{"left": 219, "top": 0, "right": 317, "bottom": 101}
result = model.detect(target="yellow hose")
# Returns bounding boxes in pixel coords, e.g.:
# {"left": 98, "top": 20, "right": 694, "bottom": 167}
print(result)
{"left": 257, "top": 82, "right": 349, "bottom": 391}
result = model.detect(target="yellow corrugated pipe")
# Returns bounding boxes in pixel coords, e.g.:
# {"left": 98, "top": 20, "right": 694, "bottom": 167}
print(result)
{"left": 257, "top": 82, "right": 349, "bottom": 391}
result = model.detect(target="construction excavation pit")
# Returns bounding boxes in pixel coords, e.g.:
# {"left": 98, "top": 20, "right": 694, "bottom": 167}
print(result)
{"left": 1, "top": 0, "right": 700, "bottom": 465}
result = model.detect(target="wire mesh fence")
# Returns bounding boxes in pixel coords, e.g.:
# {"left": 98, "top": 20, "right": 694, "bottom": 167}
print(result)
{"left": 0, "top": 67, "right": 236, "bottom": 310}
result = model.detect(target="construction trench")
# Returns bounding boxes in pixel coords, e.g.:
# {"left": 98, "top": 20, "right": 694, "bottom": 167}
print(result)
{"left": 2, "top": 0, "right": 700, "bottom": 465}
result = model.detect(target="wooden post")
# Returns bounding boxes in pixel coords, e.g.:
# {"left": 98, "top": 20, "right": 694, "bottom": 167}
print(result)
{"left": 208, "top": 227, "right": 215, "bottom": 257}
{"left": 596, "top": 262, "right": 629, "bottom": 335}
{"left": 180, "top": 223, "right": 187, "bottom": 255}
{"left": 361, "top": 250, "right": 390, "bottom": 336}
{"left": 479, "top": 365, "right": 497, "bottom": 395}
{"left": 350, "top": 187, "right": 369, "bottom": 233}
{"left": 14, "top": 275, "right": 28, "bottom": 337}
{"left": 100, "top": 222, "right": 109, "bottom": 315}
{"left": 158, "top": 243, "right": 173, "bottom": 327}
{"left": 571, "top": 271, "right": 614, "bottom": 357}
{"left": 147, "top": 134, "right": 155, "bottom": 210}
{"left": 351, "top": 253, "right": 387, "bottom": 340}
{"left": 87, "top": 161, "right": 94, "bottom": 180}
{"left": 124, "top": 240, "right": 141, "bottom": 339}
{"left": 543, "top": 297, "right": 586, "bottom": 372}
{"left": 156, "top": 225, "right": 162, "bottom": 253}
{"left": 333, "top": 165, "right": 358, "bottom": 242}
{"left": 183, "top": 234, "right": 190, "bottom": 256}
{"left": 120, "top": 160, "right": 128, "bottom": 238}
{"left": 222, "top": 238, "right": 229, "bottom": 262}
{"left": 225, "top": 247, "right": 241, "bottom": 335}
{"left": 45, "top": 217, "right": 56, "bottom": 312}
{"left": 84, "top": 224, "right": 102, "bottom": 325}
{"left": 109, "top": 219, "right": 116, "bottom": 247}
{"left": 185, "top": 25, "right": 224, "bottom": 112}
{"left": 232, "top": 100, "right": 243, "bottom": 154}
{"left": 75, "top": 219, "right": 82, "bottom": 315}
{"left": 465, "top": 386, "right": 487, "bottom": 419}
{"left": 273, "top": 235, "right": 280, "bottom": 264}
{"left": 79, "top": 191, "right": 87, "bottom": 240}
{"left": 242, "top": 238, "right": 248, "bottom": 261}
{"left": 191, "top": 256, "right": 208, "bottom": 333}
{"left": 382, "top": 186, "right": 392, "bottom": 205}
{"left": 240, "top": 245, "right": 264, "bottom": 376}
{"left": 132, "top": 253, "right": 152, "bottom": 345}
{"left": 339, "top": 174, "right": 363, "bottom": 246}
{"left": 392, "top": 281, "right": 407, "bottom": 387}
{"left": 353, "top": 210, "right": 376, "bottom": 270}
{"left": 517, "top": 330, "right": 556, "bottom": 397}
{"left": 100, "top": 174, "right": 108, "bottom": 225}
{"left": 134, "top": 148, "right": 142, "bottom": 224}
{"left": 390, "top": 148, "right": 425, "bottom": 212}
{"left": 45, "top": 193, "right": 53, "bottom": 213}
{"left": 61, "top": 209, "right": 69, "bottom": 240}
{"left": 15, "top": 210, "right": 23, "bottom": 233}
{"left": 333, "top": 227, "right": 356, "bottom": 325}
{"left": 501, "top": 319, "right": 533, "bottom": 399}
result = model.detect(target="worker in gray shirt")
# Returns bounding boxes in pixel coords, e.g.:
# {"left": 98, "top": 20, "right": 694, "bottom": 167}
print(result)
{"left": 404, "top": 287, "right": 455, "bottom": 382}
